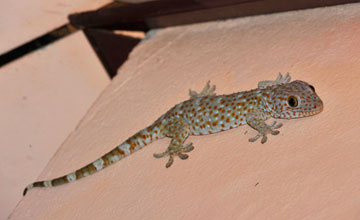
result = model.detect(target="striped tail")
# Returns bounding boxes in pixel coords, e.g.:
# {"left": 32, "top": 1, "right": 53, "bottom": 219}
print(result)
{"left": 23, "top": 124, "right": 163, "bottom": 196}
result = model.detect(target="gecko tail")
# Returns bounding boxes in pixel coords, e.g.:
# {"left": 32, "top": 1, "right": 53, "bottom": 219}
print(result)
{"left": 23, "top": 182, "right": 44, "bottom": 196}
{"left": 23, "top": 124, "right": 163, "bottom": 196}
{"left": 23, "top": 184, "right": 31, "bottom": 196}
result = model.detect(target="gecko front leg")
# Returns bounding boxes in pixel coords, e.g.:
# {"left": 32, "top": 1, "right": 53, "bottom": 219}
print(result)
{"left": 153, "top": 119, "right": 194, "bottom": 168}
{"left": 246, "top": 109, "right": 282, "bottom": 144}
{"left": 257, "top": 73, "right": 291, "bottom": 89}
{"left": 189, "top": 80, "right": 216, "bottom": 99}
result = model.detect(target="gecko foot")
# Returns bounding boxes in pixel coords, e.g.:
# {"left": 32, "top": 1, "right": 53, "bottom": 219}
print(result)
{"left": 189, "top": 81, "right": 216, "bottom": 99}
{"left": 248, "top": 121, "right": 282, "bottom": 144}
{"left": 153, "top": 143, "right": 194, "bottom": 168}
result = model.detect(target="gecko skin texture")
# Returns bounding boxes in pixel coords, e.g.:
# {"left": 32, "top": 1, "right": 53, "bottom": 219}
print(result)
{"left": 24, "top": 73, "right": 323, "bottom": 195}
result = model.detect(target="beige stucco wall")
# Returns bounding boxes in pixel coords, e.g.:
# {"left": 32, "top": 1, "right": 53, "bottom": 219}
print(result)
{"left": 11, "top": 3, "right": 360, "bottom": 219}
{"left": 1, "top": 32, "right": 109, "bottom": 219}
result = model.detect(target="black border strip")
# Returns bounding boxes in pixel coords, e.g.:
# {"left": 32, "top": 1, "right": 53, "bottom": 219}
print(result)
{"left": 0, "top": 24, "right": 77, "bottom": 67}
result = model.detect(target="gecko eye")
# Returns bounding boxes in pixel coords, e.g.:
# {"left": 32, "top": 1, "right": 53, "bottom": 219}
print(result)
{"left": 287, "top": 96, "right": 298, "bottom": 107}
{"left": 309, "top": 85, "right": 315, "bottom": 92}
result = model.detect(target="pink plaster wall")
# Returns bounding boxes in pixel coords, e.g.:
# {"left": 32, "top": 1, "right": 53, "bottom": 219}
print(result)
{"left": 1, "top": 32, "right": 109, "bottom": 219}
{"left": 0, "top": 0, "right": 111, "bottom": 54}
{"left": 11, "top": 3, "right": 360, "bottom": 220}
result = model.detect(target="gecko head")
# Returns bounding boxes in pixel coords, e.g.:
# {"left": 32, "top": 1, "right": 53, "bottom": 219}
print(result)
{"left": 269, "top": 80, "right": 323, "bottom": 119}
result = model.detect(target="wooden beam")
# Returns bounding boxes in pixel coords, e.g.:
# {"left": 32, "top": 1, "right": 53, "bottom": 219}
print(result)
{"left": 69, "top": 0, "right": 359, "bottom": 30}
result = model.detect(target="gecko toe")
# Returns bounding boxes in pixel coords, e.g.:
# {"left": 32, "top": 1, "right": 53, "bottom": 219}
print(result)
{"left": 273, "top": 123, "right": 282, "bottom": 129}
{"left": 271, "top": 130, "right": 280, "bottom": 135}
{"left": 261, "top": 135, "right": 268, "bottom": 144}
{"left": 270, "top": 121, "right": 282, "bottom": 129}
{"left": 166, "top": 156, "right": 174, "bottom": 168}
{"left": 249, "top": 134, "right": 261, "bottom": 142}
{"left": 182, "top": 143, "right": 194, "bottom": 152}
{"left": 178, "top": 153, "right": 189, "bottom": 160}
{"left": 153, "top": 152, "right": 167, "bottom": 158}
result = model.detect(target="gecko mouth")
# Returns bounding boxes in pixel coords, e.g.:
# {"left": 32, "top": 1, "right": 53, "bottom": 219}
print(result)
{"left": 301, "top": 101, "right": 324, "bottom": 117}
{"left": 306, "top": 110, "right": 321, "bottom": 116}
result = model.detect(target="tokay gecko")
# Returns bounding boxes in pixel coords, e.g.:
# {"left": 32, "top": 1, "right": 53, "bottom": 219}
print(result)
{"left": 24, "top": 73, "right": 323, "bottom": 195}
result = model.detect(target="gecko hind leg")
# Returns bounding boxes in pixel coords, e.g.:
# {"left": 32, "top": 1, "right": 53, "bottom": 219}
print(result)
{"left": 153, "top": 119, "right": 194, "bottom": 168}
{"left": 189, "top": 80, "right": 216, "bottom": 99}
{"left": 153, "top": 142, "right": 194, "bottom": 168}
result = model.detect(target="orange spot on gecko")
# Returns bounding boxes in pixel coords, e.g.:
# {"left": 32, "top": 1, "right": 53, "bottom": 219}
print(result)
{"left": 101, "top": 156, "right": 109, "bottom": 167}
{"left": 130, "top": 145, "right": 135, "bottom": 152}
{"left": 117, "top": 149, "right": 125, "bottom": 155}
